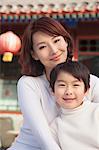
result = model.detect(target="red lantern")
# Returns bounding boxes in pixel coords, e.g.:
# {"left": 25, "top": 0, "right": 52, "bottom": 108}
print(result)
{"left": 0, "top": 31, "right": 21, "bottom": 54}
{"left": 0, "top": 31, "right": 21, "bottom": 62}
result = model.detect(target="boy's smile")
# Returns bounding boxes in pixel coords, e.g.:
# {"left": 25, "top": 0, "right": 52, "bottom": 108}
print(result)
{"left": 54, "top": 71, "right": 88, "bottom": 109}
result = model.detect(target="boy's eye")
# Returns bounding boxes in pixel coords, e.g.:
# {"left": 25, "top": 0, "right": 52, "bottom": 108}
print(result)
{"left": 58, "top": 84, "right": 65, "bottom": 87}
{"left": 73, "top": 84, "right": 80, "bottom": 87}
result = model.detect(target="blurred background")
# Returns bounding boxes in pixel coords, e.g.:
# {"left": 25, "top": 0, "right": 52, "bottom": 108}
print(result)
{"left": 0, "top": 0, "right": 99, "bottom": 149}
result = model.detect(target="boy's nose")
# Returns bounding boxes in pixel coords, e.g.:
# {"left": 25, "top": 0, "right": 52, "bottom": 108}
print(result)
{"left": 65, "top": 87, "right": 73, "bottom": 95}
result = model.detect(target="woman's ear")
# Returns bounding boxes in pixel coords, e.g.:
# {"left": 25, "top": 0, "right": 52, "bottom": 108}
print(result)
{"left": 31, "top": 51, "right": 39, "bottom": 60}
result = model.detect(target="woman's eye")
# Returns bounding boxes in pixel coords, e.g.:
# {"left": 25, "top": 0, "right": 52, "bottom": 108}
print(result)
{"left": 39, "top": 45, "right": 46, "bottom": 50}
{"left": 54, "top": 39, "right": 60, "bottom": 43}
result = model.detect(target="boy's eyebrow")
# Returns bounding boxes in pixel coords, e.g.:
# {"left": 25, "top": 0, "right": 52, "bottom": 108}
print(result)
{"left": 56, "top": 79, "right": 81, "bottom": 83}
{"left": 56, "top": 80, "right": 64, "bottom": 82}
{"left": 72, "top": 79, "right": 80, "bottom": 82}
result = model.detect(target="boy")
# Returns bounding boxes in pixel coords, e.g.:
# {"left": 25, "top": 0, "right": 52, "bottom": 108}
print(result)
{"left": 50, "top": 61, "right": 99, "bottom": 150}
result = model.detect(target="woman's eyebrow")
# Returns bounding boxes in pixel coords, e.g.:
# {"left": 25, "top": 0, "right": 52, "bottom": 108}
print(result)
{"left": 52, "top": 35, "right": 59, "bottom": 39}
{"left": 36, "top": 36, "right": 59, "bottom": 46}
{"left": 36, "top": 42, "right": 45, "bottom": 46}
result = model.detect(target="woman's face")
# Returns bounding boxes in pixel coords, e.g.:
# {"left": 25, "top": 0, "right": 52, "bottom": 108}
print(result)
{"left": 32, "top": 31, "right": 68, "bottom": 73}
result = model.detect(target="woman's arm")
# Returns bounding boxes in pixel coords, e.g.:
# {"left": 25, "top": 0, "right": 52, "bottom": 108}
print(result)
{"left": 89, "top": 74, "right": 99, "bottom": 103}
{"left": 17, "top": 76, "right": 61, "bottom": 150}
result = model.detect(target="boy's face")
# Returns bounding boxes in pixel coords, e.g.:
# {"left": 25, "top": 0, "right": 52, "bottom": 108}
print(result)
{"left": 54, "top": 71, "right": 88, "bottom": 109}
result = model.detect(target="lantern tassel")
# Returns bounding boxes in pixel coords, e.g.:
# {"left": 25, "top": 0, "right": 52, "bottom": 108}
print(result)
{"left": 2, "top": 52, "right": 13, "bottom": 62}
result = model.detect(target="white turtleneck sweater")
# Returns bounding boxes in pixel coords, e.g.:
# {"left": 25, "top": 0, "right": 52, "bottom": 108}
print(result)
{"left": 50, "top": 101, "right": 99, "bottom": 150}
{"left": 8, "top": 74, "right": 99, "bottom": 150}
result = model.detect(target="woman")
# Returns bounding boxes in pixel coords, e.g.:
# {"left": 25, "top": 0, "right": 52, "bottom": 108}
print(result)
{"left": 8, "top": 17, "right": 99, "bottom": 150}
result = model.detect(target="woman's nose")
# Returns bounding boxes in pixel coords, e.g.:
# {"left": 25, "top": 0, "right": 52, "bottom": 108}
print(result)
{"left": 49, "top": 43, "right": 58, "bottom": 54}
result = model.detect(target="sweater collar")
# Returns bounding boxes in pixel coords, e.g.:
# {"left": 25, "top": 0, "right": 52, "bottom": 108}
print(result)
{"left": 61, "top": 100, "right": 91, "bottom": 116}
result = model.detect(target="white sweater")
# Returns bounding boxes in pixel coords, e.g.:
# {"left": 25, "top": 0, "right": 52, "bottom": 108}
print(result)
{"left": 51, "top": 101, "right": 99, "bottom": 150}
{"left": 8, "top": 74, "right": 99, "bottom": 150}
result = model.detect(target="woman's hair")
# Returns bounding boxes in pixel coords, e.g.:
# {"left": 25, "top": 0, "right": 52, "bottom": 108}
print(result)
{"left": 19, "top": 17, "right": 74, "bottom": 76}
{"left": 50, "top": 61, "right": 90, "bottom": 92}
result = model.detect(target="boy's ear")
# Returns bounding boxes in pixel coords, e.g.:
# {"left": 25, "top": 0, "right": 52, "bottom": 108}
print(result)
{"left": 85, "top": 88, "right": 89, "bottom": 96}
{"left": 31, "top": 51, "right": 39, "bottom": 60}
{"left": 50, "top": 89, "right": 55, "bottom": 96}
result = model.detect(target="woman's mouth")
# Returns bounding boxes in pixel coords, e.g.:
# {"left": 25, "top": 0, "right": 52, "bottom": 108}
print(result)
{"left": 50, "top": 53, "right": 62, "bottom": 61}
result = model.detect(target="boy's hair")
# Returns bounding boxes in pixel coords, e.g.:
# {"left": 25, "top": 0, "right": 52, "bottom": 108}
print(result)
{"left": 50, "top": 61, "right": 90, "bottom": 92}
